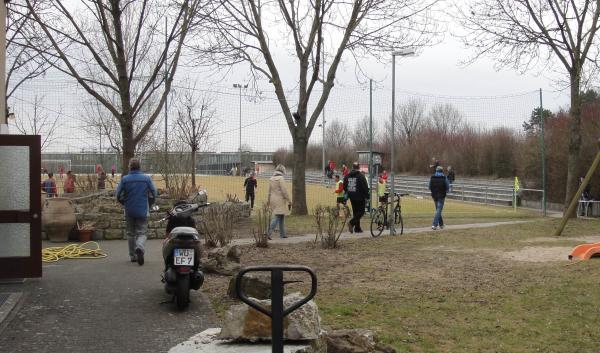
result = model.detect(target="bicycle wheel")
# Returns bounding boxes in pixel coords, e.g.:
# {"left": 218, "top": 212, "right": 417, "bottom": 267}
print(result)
{"left": 370, "top": 209, "right": 385, "bottom": 237}
{"left": 394, "top": 205, "right": 404, "bottom": 235}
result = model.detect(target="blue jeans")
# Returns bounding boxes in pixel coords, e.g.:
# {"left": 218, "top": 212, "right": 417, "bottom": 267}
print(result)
{"left": 432, "top": 198, "right": 445, "bottom": 227}
{"left": 268, "top": 215, "right": 286, "bottom": 238}
{"left": 126, "top": 217, "right": 148, "bottom": 257}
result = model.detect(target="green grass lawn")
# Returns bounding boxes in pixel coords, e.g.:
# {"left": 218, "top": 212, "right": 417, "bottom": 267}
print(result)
{"left": 195, "top": 175, "right": 539, "bottom": 232}
{"left": 205, "top": 217, "right": 600, "bottom": 353}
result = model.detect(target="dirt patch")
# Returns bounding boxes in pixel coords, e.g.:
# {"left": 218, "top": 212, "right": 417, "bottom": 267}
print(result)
{"left": 499, "top": 246, "right": 572, "bottom": 262}
{"left": 520, "top": 235, "right": 600, "bottom": 244}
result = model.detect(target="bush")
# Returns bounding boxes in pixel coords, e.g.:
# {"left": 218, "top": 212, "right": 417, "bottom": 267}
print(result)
{"left": 202, "top": 204, "right": 235, "bottom": 247}
{"left": 252, "top": 203, "right": 272, "bottom": 248}
{"left": 313, "top": 205, "right": 350, "bottom": 249}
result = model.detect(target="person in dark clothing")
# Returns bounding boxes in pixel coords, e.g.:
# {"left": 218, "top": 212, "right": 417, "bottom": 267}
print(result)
{"left": 343, "top": 162, "right": 369, "bottom": 233}
{"left": 428, "top": 165, "right": 449, "bottom": 230}
{"left": 243, "top": 172, "right": 258, "bottom": 209}
{"left": 447, "top": 166, "right": 455, "bottom": 193}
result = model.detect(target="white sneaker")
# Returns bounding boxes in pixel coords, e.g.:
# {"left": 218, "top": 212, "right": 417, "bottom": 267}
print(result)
{"left": 431, "top": 226, "right": 437, "bottom": 230}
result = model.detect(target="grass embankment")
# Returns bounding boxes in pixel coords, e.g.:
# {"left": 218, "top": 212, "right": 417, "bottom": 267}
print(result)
{"left": 203, "top": 218, "right": 600, "bottom": 352}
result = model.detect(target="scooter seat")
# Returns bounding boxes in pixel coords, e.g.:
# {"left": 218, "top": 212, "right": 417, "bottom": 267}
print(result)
{"left": 169, "top": 226, "right": 199, "bottom": 237}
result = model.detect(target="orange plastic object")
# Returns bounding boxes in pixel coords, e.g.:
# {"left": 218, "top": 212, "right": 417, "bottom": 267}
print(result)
{"left": 569, "top": 242, "right": 600, "bottom": 260}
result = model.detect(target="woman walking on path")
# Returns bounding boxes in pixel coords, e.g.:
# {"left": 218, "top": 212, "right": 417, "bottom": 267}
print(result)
{"left": 267, "top": 164, "right": 292, "bottom": 239}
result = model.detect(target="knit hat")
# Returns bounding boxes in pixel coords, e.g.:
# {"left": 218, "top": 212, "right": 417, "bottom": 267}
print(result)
{"left": 275, "top": 164, "right": 286, "bottom": 174}
{"left": 436, "top": 165, "right": 443, "bottom": 172}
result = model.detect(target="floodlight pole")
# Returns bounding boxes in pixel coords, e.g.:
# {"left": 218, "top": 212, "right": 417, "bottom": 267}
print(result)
{"left": 233, "top": 83, "right": 247, "bottom": 175}
{"left": 390, "top": 49, "right": 415, "bottom": 236}
{"left": 0, "top": 0, "right": 7, "bottom": 134}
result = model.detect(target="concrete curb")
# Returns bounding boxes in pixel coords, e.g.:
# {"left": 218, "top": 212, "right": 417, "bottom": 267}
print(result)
{"left": 0, "top": 292, "right": 24, "bottom": 334}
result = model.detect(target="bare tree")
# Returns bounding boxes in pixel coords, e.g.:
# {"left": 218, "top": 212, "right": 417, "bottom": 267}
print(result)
{"left": 175, "top": 88, "right": 217, "bottom": 187}
{"left": 396, "top": 98, "right": 427, "bottom": 145}
{"left": 25, "top": 0, "right": 204, "bottom": 174}
{"left": 428, "top": 102, "right": 463, "bottom": 136}
{"left": 200, "top": 0, "right": 441, "bottom": 214}
{"left": 351, "top": 116, "right": 378, "bottom": 149}
{"left": 5, "top": 1, "right": 54, "bottom": 117}
{"left": 458, "top": 0, "right": 600, "bottom": 210}
{"left": 12, "top": 95, "right": 59, "bottom": 151}
{"left": 325, "top": 119, "right": 351, "bottom": 151}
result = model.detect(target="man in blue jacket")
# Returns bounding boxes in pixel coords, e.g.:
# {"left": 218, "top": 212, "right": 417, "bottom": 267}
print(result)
{"left": 116, "top": 158, "right": 157, "bottom": 265}
{"left": 428, "top": 165, "right": 449, "bottom": 230}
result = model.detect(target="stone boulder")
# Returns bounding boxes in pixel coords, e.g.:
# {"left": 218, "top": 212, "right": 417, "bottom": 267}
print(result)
{"left": 325, "top": 329, "right": 396, "bottom": 353}
{"left": 227, "top": 273, "right": 271, "bottom": 300}
{"left": 219, "top": 292, "right": 321, "bottom": 342}
{"left": 203, "top": 246, "right": 241, "bottom": 276}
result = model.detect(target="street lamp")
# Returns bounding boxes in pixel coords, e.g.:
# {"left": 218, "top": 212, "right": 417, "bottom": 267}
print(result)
{"left": 390, "top": 48, "right": 416, "bottom": 236}
{"left": 233, "top": 83, "right": 248, "bottom": 175}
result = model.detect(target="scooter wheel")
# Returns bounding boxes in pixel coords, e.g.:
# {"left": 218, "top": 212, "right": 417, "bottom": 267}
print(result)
{"left": 175, "top": 275, "right": 190, "bottom": 310}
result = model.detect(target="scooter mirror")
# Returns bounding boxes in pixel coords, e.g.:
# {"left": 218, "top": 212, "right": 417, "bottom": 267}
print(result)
{"left": 196, "top": 190, "right": 208, "bottom": 204}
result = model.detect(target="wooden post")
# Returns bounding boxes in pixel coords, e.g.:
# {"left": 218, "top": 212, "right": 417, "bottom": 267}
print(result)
{"left": 555, "top": 138, "right": 600, "bottom": 236}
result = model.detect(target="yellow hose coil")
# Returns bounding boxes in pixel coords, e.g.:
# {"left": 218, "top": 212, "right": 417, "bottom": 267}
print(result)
{"left": 42, "top": 242, "right": 108, "bottom": 263}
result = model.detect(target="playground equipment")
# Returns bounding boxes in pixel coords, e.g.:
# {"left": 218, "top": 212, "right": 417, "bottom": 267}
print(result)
{"left": 568, "top": 241, "right": 600, "bottom": 260}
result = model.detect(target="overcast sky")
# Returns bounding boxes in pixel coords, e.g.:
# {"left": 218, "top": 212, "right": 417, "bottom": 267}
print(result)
{"left": 9, "top": 3, "right": 578, "bottom": 154}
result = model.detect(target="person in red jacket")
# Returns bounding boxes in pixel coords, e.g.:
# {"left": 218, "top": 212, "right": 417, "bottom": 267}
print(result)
{"left": 342, "top": 164, "right": 349, "bottom": 177}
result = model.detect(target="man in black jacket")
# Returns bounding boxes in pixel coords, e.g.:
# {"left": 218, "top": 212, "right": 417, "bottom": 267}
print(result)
{"left": 428, "top": 165, "right": 449, "bottom": 230}
{"left": 243, "top": 172, "right": 258, "bottom": 209}
{"left": 344, "top": 162, "right": 369, "bottom": 233}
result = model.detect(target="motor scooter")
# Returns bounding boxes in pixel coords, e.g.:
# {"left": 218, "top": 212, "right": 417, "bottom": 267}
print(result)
{"left": 160, "top": 190, "right": 209, "bottom": 310}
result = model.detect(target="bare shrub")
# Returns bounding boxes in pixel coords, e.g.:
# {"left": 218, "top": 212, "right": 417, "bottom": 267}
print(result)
{"left": 225, "top": 193, "right": 241, "bottom": 203}
{"left": 314, "top": 205, "right": 350, "bottom": 249}
{"left": 202, "top": 204, "right": 235, "bottom": 247}
{"left": 252, "top": 203, "right": 272, "bottom": 248}
{"left": 165, "top": 174, "right": 195, "bottom": 201}
{"left": 74, "top": 174, "right": 98, "bottom": 193}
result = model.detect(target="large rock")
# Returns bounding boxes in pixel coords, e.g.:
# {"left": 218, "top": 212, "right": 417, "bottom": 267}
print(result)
{"left": 219, "top": 292, "right": 321, "bottom": 342}
{"left": 169, "top": 328, "right": 316, "bottom": 353}
{"left": 325, "top": 329, "right": 396, "bottom": 353}
{"left": 227, "top": 273, "right": 271, "bottom": 300}
{"left": 203, "top": 246, "right": 242, "bottom": 276}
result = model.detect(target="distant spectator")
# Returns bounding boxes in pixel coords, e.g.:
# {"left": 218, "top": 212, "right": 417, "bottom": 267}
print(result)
{"left": 381, "top": 170, "right": 388, "bottom": 182}
{"left": 64, "top": 171, "right": 75, "bottom": 194}
{"left": 579, "top": 176, "right": 593, "bottom": 216}
{"left": 42, "top": 172, "right": 58, "bottom": 197}
{"left": 447, "top": 166, "right": 455, "bottom": 193}
{"left": 334, "top": 174, "right": 346, "bottom": 208}
{"left": 95, "top": 164, "right": 103, "bottom": 174}
{"left": 243, "top": 172, "right": 258, "bottom": 209}
{"left": 342, "top": 164, "right": 349, "bottom": 177}
{"left": 377, "top": 176, "right": 387, "bottom": 205}
{"left": 58, "top": 165, "right": 65, "bottom": 179}
{"left": 328, "top": 160, "right": 336, "bottom": 179}
{"left": 98, "top": 171, "right": 107, "bottom": 190}
{"left": 111, "top": 164, "right": 116, "bottom": 178}
{"left": 429, "top": 157, "right": 440, "bottom": 173}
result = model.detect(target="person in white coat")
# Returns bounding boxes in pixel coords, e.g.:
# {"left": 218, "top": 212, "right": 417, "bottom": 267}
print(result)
{"left": 267, "top": 164, "right": 292, "bottom": 239}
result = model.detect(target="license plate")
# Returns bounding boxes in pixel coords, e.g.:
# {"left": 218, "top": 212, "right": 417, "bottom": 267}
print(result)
{"left": 173, "top": 248, "right": 194, "bottom": 266}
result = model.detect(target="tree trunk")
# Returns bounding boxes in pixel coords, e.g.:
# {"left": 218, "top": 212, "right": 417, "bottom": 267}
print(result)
{"left": 564, "top": 70, "right": 583, "bottom": 215}
{"left": 121, "top": 122, "right": 135, "bottom": 176}
{"left": 292, "top": 137, "right": 308, "bottom": 215}
{"left": 191, "top": 148, "right": 196, "bottom": 188}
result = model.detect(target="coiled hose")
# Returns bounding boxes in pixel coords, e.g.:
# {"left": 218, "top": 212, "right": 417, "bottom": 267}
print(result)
{"left": 42, "top": 242, "right": 108, "bottom": 263}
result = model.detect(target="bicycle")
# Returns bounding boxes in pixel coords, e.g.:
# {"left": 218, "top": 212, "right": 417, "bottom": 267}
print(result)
{"left": 370, "top": 192, "right": 407, "bottom": 237}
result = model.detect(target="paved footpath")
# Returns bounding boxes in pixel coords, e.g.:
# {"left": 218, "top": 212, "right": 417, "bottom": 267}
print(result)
{"left": 0, "top": 220, "right": 531, "bottom": 352}
{"left": 232, "top": 220, "right": 534, "bottom": 245}
{"left": 0, "top": 240, "right": 216, "bottom": 353}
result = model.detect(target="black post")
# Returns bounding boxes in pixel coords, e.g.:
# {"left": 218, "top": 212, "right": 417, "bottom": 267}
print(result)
{"left": 271, "top": 269, "right": 284, "bottom": 353}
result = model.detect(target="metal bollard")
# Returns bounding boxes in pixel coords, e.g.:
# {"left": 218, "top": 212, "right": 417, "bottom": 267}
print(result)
{"left": 235, "top": 265, "right": 318, "bottom": 353}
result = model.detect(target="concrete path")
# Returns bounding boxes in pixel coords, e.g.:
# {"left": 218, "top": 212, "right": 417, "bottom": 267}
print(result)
{"left": 0, "top": 219, "right": 533, "bottom": 352}
{"left": 0, "top": 240, "right": 217, "bottom": 353}
{"left": 232, "top": 220, "right": 534, "bottom": 245}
